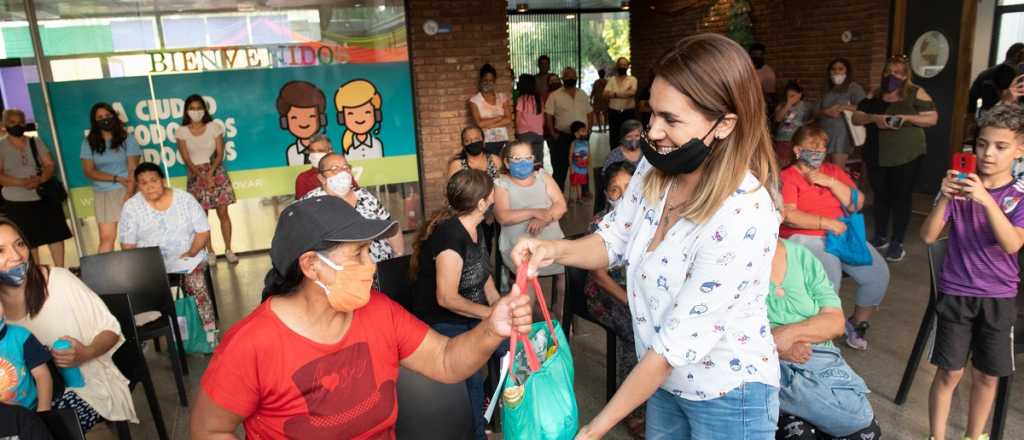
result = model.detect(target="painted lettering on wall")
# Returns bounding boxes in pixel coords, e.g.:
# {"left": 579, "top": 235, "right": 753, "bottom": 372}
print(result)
{"left": 148, "top": 43, "right": 352, "bottom": 73}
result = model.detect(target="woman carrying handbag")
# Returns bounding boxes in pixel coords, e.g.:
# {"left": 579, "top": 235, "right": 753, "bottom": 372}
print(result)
{"left": 0, "top": 108, "right": 72, "bottom": 267}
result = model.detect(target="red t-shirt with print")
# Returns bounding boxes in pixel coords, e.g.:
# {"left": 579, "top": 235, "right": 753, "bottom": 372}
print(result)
{"left": 780, "top": 163, "right": 856, "bottom": 238}
{"left": 201, "top": 292, "right": 429, "bottom": 439}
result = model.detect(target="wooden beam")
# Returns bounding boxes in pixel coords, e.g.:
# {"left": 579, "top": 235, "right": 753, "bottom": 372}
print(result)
{"left": 890, "top": 0, "right": 907, "bottom": 56}
{"left": 949, "top": 0, "right": 978, "bottom": 155}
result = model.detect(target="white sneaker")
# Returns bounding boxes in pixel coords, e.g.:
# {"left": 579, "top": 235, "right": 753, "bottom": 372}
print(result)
{"left": 207, "top": 253, "right": 217, "bottom": 265}
{"left": 225, "top": 250, "right": 239, "bottom": 264}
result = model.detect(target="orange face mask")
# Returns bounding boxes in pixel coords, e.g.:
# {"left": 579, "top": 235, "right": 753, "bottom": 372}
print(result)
{"left": 314, "top": 252, "right": 375, "bottom": 312}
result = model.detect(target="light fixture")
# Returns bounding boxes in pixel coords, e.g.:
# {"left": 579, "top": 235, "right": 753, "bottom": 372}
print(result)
{"left": 565, "top": 13, "right": 575, "bottom": 19}
{"left": 516, "top": 2, "right": 528, "bottom": 12}
{"left": 620, "top": 1, "right": 630, "bottom": 10}
{"left": 378, "top": 4, "right": 387, "bottom": 11}
{"left": 237, "top": 1, "right": 256, "bottom": 12}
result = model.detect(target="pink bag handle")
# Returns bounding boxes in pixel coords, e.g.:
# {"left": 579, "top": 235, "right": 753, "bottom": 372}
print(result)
{"left": 505, "top": 261, "right": 559, "bottom": 373}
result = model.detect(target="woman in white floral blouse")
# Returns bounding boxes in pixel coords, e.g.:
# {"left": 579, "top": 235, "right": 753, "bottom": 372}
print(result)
{"left": 513, "top": 34, "right": 783, "bottom": 440}
{"left": 302, "top": 151, "right": 404, "bottom": 261}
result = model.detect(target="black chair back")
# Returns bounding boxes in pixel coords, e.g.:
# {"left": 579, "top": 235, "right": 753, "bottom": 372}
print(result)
{"left": 80, "top": 247, "right": 173, "bottom": 316}
{"left": 593, "top": 166, "right": 607, "bottom": 214}
{"left": 395, "top": 367, "right": 472, "bottom": 440}
{"left": 926, "top": 239, "right": 948, "bottom": 303}
{"left": 98, "top": 293, "right": 145, "bottom": 385}
{"left": 38, "top": 408, "right": 85, "bottom": 440}
{"left": 376, "top": 255, "right": 413, "bottom": 309}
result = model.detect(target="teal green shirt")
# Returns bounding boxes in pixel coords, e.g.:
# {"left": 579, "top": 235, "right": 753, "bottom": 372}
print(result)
{"left": 766, "top": 241, "right": 843, "bottom": 345}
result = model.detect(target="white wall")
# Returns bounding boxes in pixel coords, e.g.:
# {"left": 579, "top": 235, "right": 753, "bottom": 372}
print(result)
{"left": 973, "top": 0, "right": 996, "bottom": 81}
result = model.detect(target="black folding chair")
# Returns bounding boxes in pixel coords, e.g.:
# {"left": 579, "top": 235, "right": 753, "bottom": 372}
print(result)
{"left": 375, "top": 255, "right": 414, "bottom": 310}
{"left": 395, "top": 367, "right": 473, "bottom": 440}
{"left": 80, "top": 247, "right": 189, "bottom": 407}
{"left": 894, "top": 238, "right": 1016, "bottom": 440}
{"left": 563, "top": 263, "right": 618, "bottom": 402}
{"left": 98, "top": 293, "right": 171, "bottom": 440}
{"left": 38, "top": 408, "right": 85, "bottom": 440}
{"left": 593, "top": 166, "right": 608, "bottom": 214}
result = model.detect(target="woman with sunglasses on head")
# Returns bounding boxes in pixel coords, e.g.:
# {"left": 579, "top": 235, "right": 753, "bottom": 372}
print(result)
{"left": 494, "top": 141, "right": 568, "bottom": 320}
{"left": 79, "top": 103, "right": 141, "bottom": 253}
{"left": 513, "top": 34, "right": 783, "bottom": 440}
{"left": 852, "top": 55, "right": 938, "bottom": 262}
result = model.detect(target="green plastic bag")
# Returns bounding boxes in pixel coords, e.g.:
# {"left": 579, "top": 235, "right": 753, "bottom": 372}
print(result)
{"left": 174, "top": 296, "right": 213, "bottom": 354}
{"left": 500, "top": 270, "right": 579, "bottom": 440}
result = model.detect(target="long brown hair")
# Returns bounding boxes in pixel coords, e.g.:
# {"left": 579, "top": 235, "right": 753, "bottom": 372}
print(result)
{"left": 409, "top": 169, "right": 494, "bottom": 279}
{"left": 644, "top": 33, "right": 780, "bottom": 224}
{"left": 0, "top": 217, "right": 48, "bottom": 318}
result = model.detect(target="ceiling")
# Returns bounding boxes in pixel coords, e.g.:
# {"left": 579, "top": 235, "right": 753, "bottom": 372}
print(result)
{"left": 505, "top": 0, "right": 626, "bottom": 11}
{"left": 2, "top": 0, "right": 399, "bottom": 19}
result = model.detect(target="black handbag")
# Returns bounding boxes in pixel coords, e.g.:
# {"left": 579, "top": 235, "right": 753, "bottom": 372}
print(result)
{"left": 28, "top": 137, "right": 68, "bottom": 204}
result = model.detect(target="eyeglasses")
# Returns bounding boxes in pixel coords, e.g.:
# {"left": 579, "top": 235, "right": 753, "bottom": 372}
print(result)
{"left": 510, "top": 155, "right": 535, "bottom": 162}
{"left": 320, "top": 164, "right": 352, "bottom": 174}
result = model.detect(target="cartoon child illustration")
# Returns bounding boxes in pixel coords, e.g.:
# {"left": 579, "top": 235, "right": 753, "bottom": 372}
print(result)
{"left": 276, "top": 80, "right": 328, "bottom": 166}
{"left": 335, "top": 79, "right": 384, "bottom": 160}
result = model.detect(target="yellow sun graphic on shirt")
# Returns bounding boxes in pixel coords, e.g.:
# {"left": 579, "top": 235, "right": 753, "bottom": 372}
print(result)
{"left": 0, "top": 357, "right": 17, "bottom": 402}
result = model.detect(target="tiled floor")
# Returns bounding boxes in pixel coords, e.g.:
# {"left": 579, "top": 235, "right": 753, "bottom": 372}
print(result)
{"left": 81, "top": 201, "right": 1024, "bottom": 440}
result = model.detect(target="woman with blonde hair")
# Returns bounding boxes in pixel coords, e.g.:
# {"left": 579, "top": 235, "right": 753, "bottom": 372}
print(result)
{"left": 512, "top": 33, "right": 782, "bottom": 439}
{"left": 335, "top": 79, "right": 384, "bottom": 160}
{"left": 852, "top": 55, "right": 938, "bottom": 262}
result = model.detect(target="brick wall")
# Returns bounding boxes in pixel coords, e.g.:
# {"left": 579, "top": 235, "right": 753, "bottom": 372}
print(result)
{"left": 630, "top": 0, "right": 890, "bottom": 104}
{"left": 407, "top": 0, "right": 512, "bottom": 214}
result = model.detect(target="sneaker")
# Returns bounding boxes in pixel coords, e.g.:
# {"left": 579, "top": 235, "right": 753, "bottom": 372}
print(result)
{"left": 885, "top": 241, "right": 906, "bottom": 262}
{"left": 869, "top": 236, "right": 889, "bottom": 250}
{"left": 207, "top": 252, "right": 217, "bottom": 266}
{"left": 225, "top": 250, "right": 240, "bottom": 264}
{"left": 845, "top": 319, "right": 870, "bottom": 351}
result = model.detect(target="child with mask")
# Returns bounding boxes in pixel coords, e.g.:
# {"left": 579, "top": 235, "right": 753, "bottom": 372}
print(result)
{"left": 920, "top": 104, "right": 1024, "bottom": 440}
{"left": 774, "top": 81, "right": 813, "bottom": 165}
{"left": 494, "top": 141, "right": 568, "bottom": 320}
{"left": 779, "top": 125, "right": 890, "bottom": 352}
{"left": 568, "top": 121, "right": 591, "bottom": 205}
{"left": 0, "top": 299, "right": 54, "bottom": 412}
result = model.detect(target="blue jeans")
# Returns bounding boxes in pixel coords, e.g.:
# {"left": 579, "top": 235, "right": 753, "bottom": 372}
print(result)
{"left": 646, "top": 383, "right": 779, "bottom": 440}
{"left": 432, "top": 322, "right": 486, "bottom": 440}
{"left": 779, "top": 346, "right": 873, "bottom": 437}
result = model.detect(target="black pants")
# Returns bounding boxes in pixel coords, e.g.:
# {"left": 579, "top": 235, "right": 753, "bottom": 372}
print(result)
{"left": 608, "top": 108, "right": 636, "bottom": 147}
{"left": 550, "top": 131, "right": 573, "bottom": 191}
{"left": 867, "top": 155, "right": 922, "bottom": 244}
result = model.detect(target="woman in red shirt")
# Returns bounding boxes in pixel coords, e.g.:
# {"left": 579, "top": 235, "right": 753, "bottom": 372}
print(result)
{"left": 780, "top": 125, "right": 890, "bottom": 352}
{"left": 190, "top": 196, "right": 532, "bottom": 439}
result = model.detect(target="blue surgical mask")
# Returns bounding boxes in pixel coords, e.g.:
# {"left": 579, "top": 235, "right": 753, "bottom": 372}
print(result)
{"left": 0, "top": 261, "right": 27, "bottom": 286}
{"left": 797, "top": 149, "right": 826, "bottom": 169}
{"left": 508, "top": 160, "right": 534, "bottom": 179}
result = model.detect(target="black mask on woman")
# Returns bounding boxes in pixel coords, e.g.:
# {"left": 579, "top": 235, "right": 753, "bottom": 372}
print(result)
{"left": 751, "top": 56, "right": 765, "bottom": 69}
{"left": 640, "top": 118, "right": 723, "bottom": 176}
{"left": 6, "top": 125, "right": 26, "bottom": 137}
{"left": 562, "top": 79, "right": 577, "bottom": 89}
{"left": 464, "top": 141, "right": 484, "bottom": 156}
{"left": 97, "top": 117, "right": 115, "bottom": 131}
{"left": 616, "top": 67, "right": 628, "bottom": 76}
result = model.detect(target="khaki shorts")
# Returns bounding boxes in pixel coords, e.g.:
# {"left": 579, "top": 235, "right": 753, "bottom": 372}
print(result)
{"left": 94, "top": 188, "right": 127, "bottom": 224}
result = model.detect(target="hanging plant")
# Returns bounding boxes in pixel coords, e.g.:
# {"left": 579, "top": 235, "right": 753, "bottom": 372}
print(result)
{"left": 726, "top": 0, "right": 755, "bottom": 49}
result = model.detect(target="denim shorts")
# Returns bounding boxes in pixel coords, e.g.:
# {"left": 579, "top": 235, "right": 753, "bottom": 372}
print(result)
{"left": 646, "top": 382, "right": 779, "bottom": 440}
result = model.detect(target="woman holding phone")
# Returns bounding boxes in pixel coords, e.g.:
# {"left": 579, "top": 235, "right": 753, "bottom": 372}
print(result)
{"left": 852, "top": 55, "right": 938, "bottom": 262}
{"left": 515, "top": 34, "right": 783, "bottom": 439}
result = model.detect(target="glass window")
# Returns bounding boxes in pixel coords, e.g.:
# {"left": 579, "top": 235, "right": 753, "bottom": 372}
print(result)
{"left": 996, "top": 12, "right": 1024, "bottom": 64}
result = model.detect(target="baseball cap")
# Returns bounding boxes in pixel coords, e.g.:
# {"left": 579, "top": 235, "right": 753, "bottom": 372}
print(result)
{"left": 270, "top": 195, "right": 398, "bottom": 272}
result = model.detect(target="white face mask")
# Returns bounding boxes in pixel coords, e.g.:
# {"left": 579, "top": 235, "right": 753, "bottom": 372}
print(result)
{"left": 308, "top": 152, "right": 327, "bottom": 168}
{"left": 187, "top": 110, "right": 206, "bottom": 122}
{"left": 831, "top": 74, "right": 846, "bottom": 85}
{"left": 327, "top": 171, "right": 353, "bottom": 196}
{"left": 607, "top": 196, "right": 620, "bottom": 209}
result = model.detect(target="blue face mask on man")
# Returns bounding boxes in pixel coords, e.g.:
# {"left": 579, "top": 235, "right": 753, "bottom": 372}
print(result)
{"left": 0, "top": 261, "right": 28, "bottom": 286}
{"left": 508, "top": 160, "right": 534, "bottom": 180}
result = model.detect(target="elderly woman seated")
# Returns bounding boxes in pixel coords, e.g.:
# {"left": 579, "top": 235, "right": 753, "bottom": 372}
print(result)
{"left": 118, "top": 162, "right": 217, "bottom": 347}
{"left": 780, "top": 124, "right": 890, "bottom": 351}
{"left": 768, "top": 239, "right": 881, "bottom": 440}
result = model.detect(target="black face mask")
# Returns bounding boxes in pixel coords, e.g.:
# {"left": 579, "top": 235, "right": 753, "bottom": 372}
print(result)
{"left": 640, "top": 118, "right": 723, "bottom": 176}
{"left": 97, "top": 117, "right": 115, "bottom": 131}
{"left": 751, "top": 56, "right": 765, "bottom": 69}
{"left": 563, "top": 79, "right": 577, "bottom": 89}
{"left": 6, "top": 125, "right": 25, "bottom": 137}
{"left": 616, "top": 67, "right": 628, "bottom": 76}
{"left": 464, "top": 141, "right": 484, "bottom": 156}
